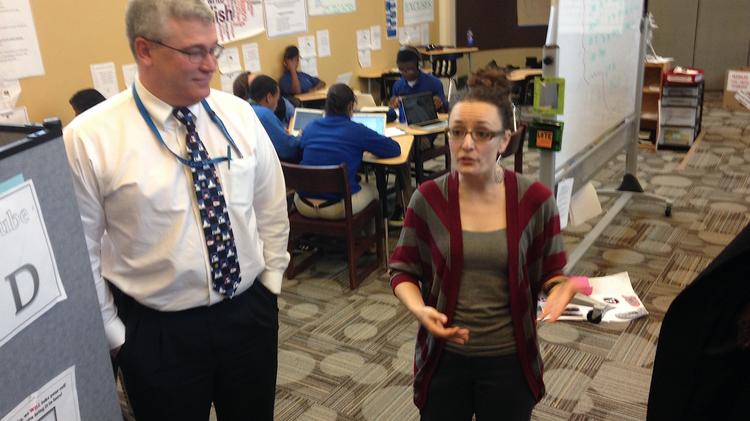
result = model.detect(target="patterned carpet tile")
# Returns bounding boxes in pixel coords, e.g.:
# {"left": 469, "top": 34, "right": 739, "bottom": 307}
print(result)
{"left": 538, "top": 344, "right": 604, "bottom": 413}
{"left": 654, "top": 252, "right": 713, "bottom": 287}
{"left": 583, "top": 362, "right": 652, "bottom": 421}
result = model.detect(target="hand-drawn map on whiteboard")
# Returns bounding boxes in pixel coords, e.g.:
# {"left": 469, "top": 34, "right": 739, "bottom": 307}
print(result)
{"left": 553, "top": 0, "right": 642, "bottom": 170}
{"left": 308, "top": 0, "right": 356, "bottom": 16}
{"left": 204, "top": 0, "right": 265, "bottom": 43}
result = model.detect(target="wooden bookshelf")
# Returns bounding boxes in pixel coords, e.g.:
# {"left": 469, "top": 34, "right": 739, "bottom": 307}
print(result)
{"left": 639, "top": 61, "right": 673, "bottom": 148}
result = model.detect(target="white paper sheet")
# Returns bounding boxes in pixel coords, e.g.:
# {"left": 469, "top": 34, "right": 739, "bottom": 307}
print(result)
{"left": 220, "top": 71, "right": 242, "bottom": 93}
{"left": 265, "top": 0, "right": 308, "bottom": 38}
{"left": 204, "top": 0, "right": 265, "bottom": 43}
{"left": 420, "top": 23, "right": 430, "bottom": 44}
{"left": 336, "top": 72, "right": 353, "bottom": 85}
{"left": 370, "top": 25, "right": 382, "bottom": 50}
{"left": 121, "top": 63, "right": 137, "bottom": 88}
{"left": 403, "top": 0, "right": 434, "bottom": 25}
{"left": 89, "top": 62, "right": 119, "bottom": 98}
{"left": 300, "top": 56, "right": 319, "bottom": 77}
{"left": 398, "top": 26, "right": 407, "bottom": 44}
{"left": 0, "top": 180, "right": 67, "bottom": 349}
{"left": 356, "top": 29, "right": 371, "bottom": 50}
{"left": 0, "top": 79, "right": 21, "bottom": 114}
{"left": 357, "top": 49, "right": 372, "bottom": 68}
{"left": 555, "top": 177, "right": 574, "bottom": 230}
{"left": 298, "top": 35, "right": 317, "bottom": 57}
{"left": 537, "top": 272, "right": 649, "bottom": 323}
{"left": 0, "top": 106, "right": 29, "bottom": 125}
{"left": 218, "top": 46, "right": 242, "bottom": 74}
{"left": 316, "top": 30, "right": 331, "bottom": 57}
{"left": 307, "top": 0, "right": 356, "bottom": 15}
{"left": 241, "top": 42, "right": 262, "bottom": 72}
{"left": 569, "top": 181, "right": 602, "bottom": 226}
{"left": 1, "top": 366, "right": 81, "bottom": 421}
{"left": 0, "top": 0, "right": 45, "bottom": 79}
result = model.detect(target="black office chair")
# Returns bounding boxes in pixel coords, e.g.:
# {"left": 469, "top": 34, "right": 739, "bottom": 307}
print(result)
{"left": 430, "top": 55, "right": 458, "bottom": 103}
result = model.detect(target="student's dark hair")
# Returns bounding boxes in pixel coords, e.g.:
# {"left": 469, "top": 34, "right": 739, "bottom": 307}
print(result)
{"left": 232, "top": 71, "right": 252, "bottom": 100}
{"left": 453, "top": 68, "right": 513, "bottom": 130}
{"left": 248, "top": 75, "right": 279, "bottom": 102}
{"left": 69, "top": 88, "right": 106, "bottom": 114}
{"left": 396, "top": 45, "right": 420, "bottom": 65}
{"left": 283, "top": 45, "right": 300, "bottom": 61}
{"left": 324, "top": 83, "right": 355, "bottom": 117}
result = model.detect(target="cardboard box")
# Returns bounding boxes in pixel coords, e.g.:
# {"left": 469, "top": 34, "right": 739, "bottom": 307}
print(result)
{"left": 723, "top": 67, "right": 750, "bottom": 111}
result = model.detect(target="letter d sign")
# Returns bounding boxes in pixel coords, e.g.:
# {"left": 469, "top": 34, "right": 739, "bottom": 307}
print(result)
{"left": 5, "top": 264, "right": 40, "bottom": 314}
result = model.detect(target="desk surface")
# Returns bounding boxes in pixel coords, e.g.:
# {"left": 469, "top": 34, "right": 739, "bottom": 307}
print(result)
{"left": 417, "top": 47, "right": 479, "bottom": 56}
{"left": 363, "top": 134, "right": 414, "bottom": 166}
{"left": 392, "top": 113, "right": 449, "bottom": 136}
{"left": 508, "top": 68, "right": 542, "bottom": 82}
{"left": 294, "top": 88, "right": 328, "bottom": 102}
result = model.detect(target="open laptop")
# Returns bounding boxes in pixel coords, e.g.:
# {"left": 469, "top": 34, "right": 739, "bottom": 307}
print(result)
{"left": 399, "top": 91, "right": 448, "bottom": 130}
{"left": 288, "top": 108, "right": 324, "bottom": 136}
{"left": 352, "top": 112, "right": 387, "bottom": 136}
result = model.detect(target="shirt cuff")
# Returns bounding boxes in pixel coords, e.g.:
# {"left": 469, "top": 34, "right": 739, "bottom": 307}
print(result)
{"left": 259, "top": 270, "right": 284, "bottom": 295}
{"left": 104, "top": 317, "right": 126, "bottom": 350}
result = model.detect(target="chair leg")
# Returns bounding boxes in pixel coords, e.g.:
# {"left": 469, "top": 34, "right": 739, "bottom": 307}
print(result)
{"left": 347, "top": 230, "right": 358, "bottom": 289}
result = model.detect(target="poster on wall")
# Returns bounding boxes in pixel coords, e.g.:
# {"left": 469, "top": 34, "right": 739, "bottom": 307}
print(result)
{"left": 1, "top": 366, "right": 81, "bottom": 421}
{"left": 307, "top": 0, "right": 356, "bottom": 16}
{"left": 264, "top": 0, "right": 308, "bottom": 38}
{"left": 385, "top": 0, "right": 398, "bottom": 39}
{"left": 0, "top": 0, "right": 45, "bottom": 80}
{"left": 403, "top": 0, "right": 433, "bottom": 26}
{"left": 517, "top": 0, "right": 551, "bottom": 26}
{"left": 0, "top": 179, "right": 67, "bottom": 350}
{"left": 204, "top": 0, "right": 265, "bottom": 43}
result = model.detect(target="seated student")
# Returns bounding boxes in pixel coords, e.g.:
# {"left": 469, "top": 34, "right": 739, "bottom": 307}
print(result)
{"left": 280, "top": 45, "right": 326, "bottom": 96}
{"left": 296, "top": 83, "right": 400, "bottom": 220}
{"left": 247, "top": 75, "right": 301, "bottom": 162}
{"left": 233, "top": 71, "right": 295, "bottom": 124}
{"left": 388, "top": 46, "right": 448, "bottom": 121}
{"left": 69, "top": 88, "right": 106, "bottom": 116}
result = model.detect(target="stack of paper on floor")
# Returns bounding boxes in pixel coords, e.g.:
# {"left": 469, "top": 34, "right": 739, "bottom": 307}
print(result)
{"left": 538, "top": 272, "right": 648, "bottom": 322}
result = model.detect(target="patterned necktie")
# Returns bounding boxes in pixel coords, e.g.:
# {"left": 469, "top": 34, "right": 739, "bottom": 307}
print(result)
{"left": 173, "top": 107, "right": 241, "bottom": 298}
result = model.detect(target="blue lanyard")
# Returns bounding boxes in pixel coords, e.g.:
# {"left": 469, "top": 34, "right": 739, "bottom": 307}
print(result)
{"left": 132, "top": 84, "right": 243, "bottom": 168}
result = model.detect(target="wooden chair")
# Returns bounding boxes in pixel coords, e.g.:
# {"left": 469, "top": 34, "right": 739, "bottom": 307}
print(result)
{"left": 281, "top": 163, "right": 384, "bottom": 289}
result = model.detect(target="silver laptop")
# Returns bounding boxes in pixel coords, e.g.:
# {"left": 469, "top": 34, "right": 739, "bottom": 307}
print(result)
{"left": 351, "top": 113, "right": 387, "bottom": 136}
{"left": 400, "top": 91, "right": 447, "bottom": 130}
{"left": 288, "top": 108, "right": 324, "bottom": 136}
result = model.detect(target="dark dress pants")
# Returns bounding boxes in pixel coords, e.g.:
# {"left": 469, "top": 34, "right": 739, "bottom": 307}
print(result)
{"left": 116, "top": 280, "right": 278, "bottom": 421}
{"left": 420, "top": 351, "right": 536, "bottom": 421}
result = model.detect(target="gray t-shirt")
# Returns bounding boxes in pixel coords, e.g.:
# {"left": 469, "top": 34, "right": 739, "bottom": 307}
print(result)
{"left": 446, "top": 229, "right": 516, "bottom": 357}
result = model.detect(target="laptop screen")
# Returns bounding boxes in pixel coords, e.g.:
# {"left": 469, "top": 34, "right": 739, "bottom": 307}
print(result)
{"left": 400, "top": 92, "right": 438, "bottom": 125}
{"left": 351, "top": 113, "right": 387, "bottom": 136}
{"left": 291, "top": 108, "right": 324, "bottom": 132}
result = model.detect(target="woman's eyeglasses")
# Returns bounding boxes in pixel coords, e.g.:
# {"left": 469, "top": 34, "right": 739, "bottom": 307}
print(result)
{"left": 447, "top": 128, "right": 503, "bottom": 143}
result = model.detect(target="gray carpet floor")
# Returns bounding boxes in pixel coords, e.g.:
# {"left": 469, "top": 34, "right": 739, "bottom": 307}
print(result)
{"left": 120, "top": 93, "right": 750, "bottom": 420}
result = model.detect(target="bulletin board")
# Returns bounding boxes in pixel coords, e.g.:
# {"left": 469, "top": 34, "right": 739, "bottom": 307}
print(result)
{"left": 16, "top": 0, "right": 438, "bottom": 125}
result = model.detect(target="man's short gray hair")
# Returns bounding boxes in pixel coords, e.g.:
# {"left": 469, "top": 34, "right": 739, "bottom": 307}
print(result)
{"left": 125, "top": 0, "right": 215, "bottom": 56}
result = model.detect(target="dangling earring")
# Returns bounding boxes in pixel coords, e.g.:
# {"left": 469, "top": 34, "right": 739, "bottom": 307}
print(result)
{"left": 494, "top": 155, "right": 504, "bottom": 184}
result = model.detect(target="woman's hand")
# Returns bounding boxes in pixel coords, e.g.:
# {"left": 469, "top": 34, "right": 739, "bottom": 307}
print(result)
{"left": 538, "top": 280, "right": 578, "bottom": 323}
{"left": 415, "top": 306, "right": 470, "bottom": 345}
{"left": 283, "top": 58, "right": 297, "bottom": 72}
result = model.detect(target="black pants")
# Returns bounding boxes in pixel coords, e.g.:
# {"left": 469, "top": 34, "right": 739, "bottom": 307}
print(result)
{"left": 116, "top": 280, "right": 278, "bottom": 421}
{"left": 421, "top": 351, "right": 536, "bottom": 421}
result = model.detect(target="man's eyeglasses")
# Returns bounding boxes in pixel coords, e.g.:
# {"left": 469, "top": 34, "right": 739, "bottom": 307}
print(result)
{"left": 147, "top": 38, "right": 224, "bottom": 63}
{"left": 448, "top": 127, "right": 503, "bottom": 143}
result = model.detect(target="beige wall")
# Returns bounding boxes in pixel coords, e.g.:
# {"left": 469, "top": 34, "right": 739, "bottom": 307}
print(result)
{"left": 18, "top": 1, "right": 438, "bottom": 125}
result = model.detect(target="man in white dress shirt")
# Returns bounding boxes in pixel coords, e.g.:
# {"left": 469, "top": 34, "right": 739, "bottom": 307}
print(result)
{"left": 63, "top": 1, "right": 289, "bottom": 419}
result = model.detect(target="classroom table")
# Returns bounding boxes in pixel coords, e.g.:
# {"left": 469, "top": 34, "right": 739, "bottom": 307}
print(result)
{"left": 392, "top": 113, "right": 450, "bottom": 184}
{"left": 363, "top": 134, "right": 415, "bottom": 219}
{"left": 417, "top": 46, "right": 479, "bottom": 71}
{"left": 294, "top": 88, "right": 328, "bottom": 107}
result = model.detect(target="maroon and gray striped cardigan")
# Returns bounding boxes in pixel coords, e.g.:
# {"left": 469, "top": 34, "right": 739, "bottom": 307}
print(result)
{"left": 389, "top": 170, "right": 567, "bottom": 409}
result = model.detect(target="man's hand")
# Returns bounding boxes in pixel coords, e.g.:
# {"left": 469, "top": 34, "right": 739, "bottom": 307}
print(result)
{"left": 414, "top": 306, "right": 470, "bottom": 345}
{"left": 389, "top": 96, "right": 400, "bottom": 109}
{"left": 432, "top": 96, "right": 443, "bottom": 112}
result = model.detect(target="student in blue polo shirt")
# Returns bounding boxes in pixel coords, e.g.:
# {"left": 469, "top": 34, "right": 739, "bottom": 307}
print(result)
{"left": 388, "top": 46, "right": 448, "bottom": 121}
{"left": 248, "top": 75, "right": 301, "bottom": 162}
{"left": 279, "top": 45, "right": 327, "bottom": 96}
{"left": 233, "top": 71, "right": 296, "bottom": 125}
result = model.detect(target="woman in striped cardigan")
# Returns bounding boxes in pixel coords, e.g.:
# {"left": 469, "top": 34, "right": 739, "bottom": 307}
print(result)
{"left": 389, "top": 69, "right": 581, "bottom": 420}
